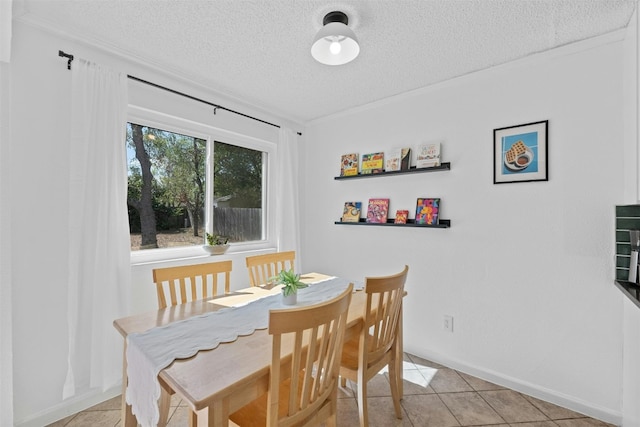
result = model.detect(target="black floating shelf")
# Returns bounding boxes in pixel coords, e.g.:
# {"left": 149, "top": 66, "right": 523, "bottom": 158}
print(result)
{"left": 334, "top": 163, "right": 451, "bottom": 180}
{"left": 614, "top": 280, "right": 640, "bottom": 309}
{"left": 335, "top": 218, "right": 451, "bottom": 228}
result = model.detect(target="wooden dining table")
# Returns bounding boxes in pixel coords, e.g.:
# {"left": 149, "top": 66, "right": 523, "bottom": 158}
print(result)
{"left": 113, "top": 273, "right": 404, "bottom": 427}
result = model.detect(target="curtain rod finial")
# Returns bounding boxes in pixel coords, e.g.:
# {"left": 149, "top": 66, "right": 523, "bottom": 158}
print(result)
{"left": 58, "top": 50, "right": 74, "bottom": 70}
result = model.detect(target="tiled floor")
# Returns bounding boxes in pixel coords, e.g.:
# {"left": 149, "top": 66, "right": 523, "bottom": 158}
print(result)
{"left": 47, "top": 353, "right": 616, "bottom": 427}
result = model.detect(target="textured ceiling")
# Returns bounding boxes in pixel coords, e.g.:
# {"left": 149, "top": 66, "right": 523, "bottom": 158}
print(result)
{"left": 15, "top": 0, "right": 638, "bottom": 123}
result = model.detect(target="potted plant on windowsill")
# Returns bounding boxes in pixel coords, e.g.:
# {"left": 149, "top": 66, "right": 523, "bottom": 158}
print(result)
{"left": 203, "top": 233, "right": 229, "bottom": 255}
{"left": 271, "top": 269, "right": 308, "bottom": 305}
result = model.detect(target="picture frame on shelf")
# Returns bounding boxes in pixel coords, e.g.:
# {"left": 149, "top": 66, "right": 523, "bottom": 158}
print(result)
{"left": 493, "top": 120, "right": 548, "bottom": 184}
{"left": 341, "top": 201, "right": 362, "bottom": 222}
{"left": 340, "top": 153, "right": 359, "bottom": 176}
{"left": 415, "top": 198, "right": 440, "bottom": 225}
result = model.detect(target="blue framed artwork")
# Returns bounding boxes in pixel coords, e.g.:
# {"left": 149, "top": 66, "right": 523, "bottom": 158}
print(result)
{"left": 493, "top": 120, "right": 548, "bottom": 184}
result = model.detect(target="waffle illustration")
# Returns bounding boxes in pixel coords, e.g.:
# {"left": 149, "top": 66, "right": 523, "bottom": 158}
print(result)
{"left": 512, "top": 140, "right": 526, "bottom": 156}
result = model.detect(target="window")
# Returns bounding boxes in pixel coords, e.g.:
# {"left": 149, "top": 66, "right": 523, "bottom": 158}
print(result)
{"left": 126, "top": 107, "right": 275, "bottom": 260}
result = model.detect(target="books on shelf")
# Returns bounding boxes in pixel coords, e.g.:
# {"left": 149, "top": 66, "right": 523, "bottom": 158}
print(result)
{"left": 361, "top": 152, "right": 384, "bottom": 174}
{"left": 415, "top": 198, "right": 440, "bottom": 225}
{"left": 400, "top": 147, "right": 412, "bottom": 170}
{"left": 394, "top": 209, "right": 409, "bottom": 224}
{"left": 416, "top": 142, "right": 441, "bottom": 168}
{"left": 366, "top": 198, "right": 390, "bottom": 223}
{"left": 385, "top": 149, "right": 402, "bottom": 172}
{"left": 340, "top": 153, "right": 359, "bottom": 176}
{"left": 341, "top": 202, "right": 362, "bottom": 222}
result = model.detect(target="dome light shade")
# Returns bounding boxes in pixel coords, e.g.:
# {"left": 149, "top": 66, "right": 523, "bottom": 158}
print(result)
{"left": 311, "top": 11, "right": 359, "bottom": 66}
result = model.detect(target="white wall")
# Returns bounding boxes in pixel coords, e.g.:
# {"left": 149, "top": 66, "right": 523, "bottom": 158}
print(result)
{"left": 0, "top": 60, "right": 15, "bottom": 426}
{"left": 622, "top": 9, "right": 640, "bottom": 427}
{"left": 301, "top": 35, "right": 626, "bottom": 423}
{"left": 6, "top": 20, "right": 298, "bottom": 426}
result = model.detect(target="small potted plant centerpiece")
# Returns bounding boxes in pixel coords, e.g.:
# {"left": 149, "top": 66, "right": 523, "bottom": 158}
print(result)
{"left": 272, "top": 268, "right": 308, "bottom": 305}
{"left": 203, "top": 233, "right": 229, "bottom": 255}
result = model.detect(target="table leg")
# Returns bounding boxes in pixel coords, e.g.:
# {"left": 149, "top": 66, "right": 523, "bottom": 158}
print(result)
{"left": 120, "top": 342, "right": 137, "bottom": 427}
{"left": 194, "top": 399, "right": 230, "bottom": 427}
{"left": 210, "top": 399, "right": 230, "bottom": 427}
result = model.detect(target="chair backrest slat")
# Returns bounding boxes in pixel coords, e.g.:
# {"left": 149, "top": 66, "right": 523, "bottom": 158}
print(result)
{"left": 364, "top": 266, "right": 408, "bottom": 366}
{"left": 152, "top": 260, "right": 232, "bottom": 309}
{"left": 245, "top": 251, "right": 296, "bottom": 286}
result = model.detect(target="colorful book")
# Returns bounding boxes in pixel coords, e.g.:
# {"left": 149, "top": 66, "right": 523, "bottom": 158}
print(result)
{"left": 400, "top": 147, "right": 412, "bottom": 170}
{"left": 415, "top": 198, "right": 440, "bottom": 225}
{"left": 416, "top": 142, "right": 441, "bottom": 168}
{"left": 341, "top": 202, "right": 362, "bottom": 222}
{"left": 366, "top": 198, "right": 390, "bottom": 223}
{"left": 385, "top": 149, "right": 402, "bottom": 172}
{"left": 394, "top": 210, "right": 409, "bottom": 224}
{"left": 361, "top": 152, "right": 384, "bottom": 174}
{"left": 340, "top": 153, "right": 359, "bottom": 176}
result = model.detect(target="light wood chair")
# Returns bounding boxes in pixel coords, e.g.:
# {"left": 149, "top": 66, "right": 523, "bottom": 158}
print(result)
{"left": 229, "top": 283, "right": 354, "bottom": 427}
{"left": 151, "top": 260, "right": 233, "bottom": 426}
{"left": 152, "top": 260, "right": 232, "bottom": 309}
{"left": 339, "top": 265, "right": 409, "bottom": 427}
{"left": 245, "top": 251, "right": 296, "bottom": 286}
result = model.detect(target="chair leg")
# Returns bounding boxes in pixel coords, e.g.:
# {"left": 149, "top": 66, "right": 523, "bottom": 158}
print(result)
{"left": 157, "top": 386, "right": 172, "bottom": 427}
{"left": 356, "top": 372, "right": 368, "bottom": 427}
{"left": 388, "top": 359, "right": 402, "bottom": 419}
{"left": 328, "top": 387, "right": 340, "bottom": 427}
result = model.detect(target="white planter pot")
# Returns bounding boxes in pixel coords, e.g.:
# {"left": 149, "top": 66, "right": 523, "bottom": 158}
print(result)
{"left": 202, "top": 244, "right": 229, "bottom": 255}
{"left": 282, "top": 292, "right": 297, "bottom": 305}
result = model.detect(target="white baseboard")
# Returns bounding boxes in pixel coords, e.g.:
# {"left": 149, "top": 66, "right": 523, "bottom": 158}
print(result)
{"left": 405, "top": 346, "right": 622, "bottom": 427}
{"left": 14, "top": 386, "right": 121, "bottom": 427}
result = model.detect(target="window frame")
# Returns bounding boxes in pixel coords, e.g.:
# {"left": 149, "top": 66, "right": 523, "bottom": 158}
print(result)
{"left": 127, "top": 105, "right": 277, "bottom": 265}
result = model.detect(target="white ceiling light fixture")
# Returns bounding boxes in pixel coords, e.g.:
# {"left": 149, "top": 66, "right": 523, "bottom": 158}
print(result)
{"left": 311, "top": 11, "right": 360, "bottom": 66}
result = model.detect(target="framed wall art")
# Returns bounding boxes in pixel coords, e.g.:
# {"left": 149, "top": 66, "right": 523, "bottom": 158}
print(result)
{"left": 493, "top": 120, "right": 548, "bottom": 184}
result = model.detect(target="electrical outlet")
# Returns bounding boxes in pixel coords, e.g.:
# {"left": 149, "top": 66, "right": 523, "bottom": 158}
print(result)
{"left": 443, "top": 315, "right": 454, "bottom": 332}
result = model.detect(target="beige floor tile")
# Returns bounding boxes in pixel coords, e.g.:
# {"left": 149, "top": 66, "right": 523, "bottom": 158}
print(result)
{"left": 347, "top": 372, "right": 394, "bottom": 397}
{"left": 169, "top": 392, "right": 184, "bottom": 407}
{"left": 457, "top": 371, "right": 506, "bottom": 391}
{"left": 402, "top": 394, "right": 460, "bottom": 427}
{"left": 555, "top": 418, "right": 618, "bottom": 427}
{"left": 337, "top": 382, "right": 355, "bottom": 398}
{"left": 439, "top": 391, "right": 506, "bottom": 426}
{"left": 56, "top": 353, "right": 617, "bottom": 427}
{"left": 480, "top": 390, "right": 547, "bottom": 423}
{"left": 508, "top": 422, "right": 558, "bottom": 427}
{"left": 62, "top": 409, "right": 121, "bottom": 427}
{"left": 408, "top": 353, "right": 446, "bottom": 369}
{"left": 429, "top": 368, "right": 474, "bottom": 393}
{"left": 401, "top": 352, "right": 418, "bottom": 370}
{"left": 393, "top": 369, "right": 436, "bottom": 395}
{"left": 335, "top": 397, "right": 360, "bottom": 426}
{"left": 523, "top": 394, "right": 586, "bottom": 420}
{"left": 166, "top": 405, "right": 192, "bottom": 427}
{"left": 364, "top": 395, "right": 411, "bottom": 427}
{"left": 45, "top": 414, "right": 77, "bottom": 427}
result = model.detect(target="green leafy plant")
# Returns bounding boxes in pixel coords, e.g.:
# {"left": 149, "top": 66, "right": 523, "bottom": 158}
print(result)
{"left": 271, "top": 268, "right": 308, "bottom": 297}
{"left": 205, "top": 233, "right": 229, "bottom": 246}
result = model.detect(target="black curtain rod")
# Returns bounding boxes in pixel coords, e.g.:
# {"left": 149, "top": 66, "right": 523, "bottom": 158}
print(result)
{"left": 58, "top": 50, "right": 302, "bottom": 136}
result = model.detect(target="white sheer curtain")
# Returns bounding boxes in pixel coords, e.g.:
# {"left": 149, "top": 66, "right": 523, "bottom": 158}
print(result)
{"left": 0, "top": 0, "right": 12, "bottom": 63}
{"left": 276, "top": 128, "right": 301, "bottom": 270}
{"left": 63, "top": 59, "right": 130, "bottom": 399}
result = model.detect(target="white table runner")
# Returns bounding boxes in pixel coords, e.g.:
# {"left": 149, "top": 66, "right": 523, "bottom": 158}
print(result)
{"left": 125, "top": 276, "right": 353, "bottom": 427}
